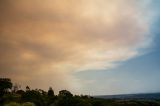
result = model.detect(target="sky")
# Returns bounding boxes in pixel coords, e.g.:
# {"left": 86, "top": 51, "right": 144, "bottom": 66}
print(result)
{"left": 0, "top": 0, "right": 160, "bottom": 95}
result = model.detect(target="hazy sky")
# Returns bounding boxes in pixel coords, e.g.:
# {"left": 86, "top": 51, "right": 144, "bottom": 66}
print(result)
{"left": 0, "top": 0, "right": 160, "bottom": 95}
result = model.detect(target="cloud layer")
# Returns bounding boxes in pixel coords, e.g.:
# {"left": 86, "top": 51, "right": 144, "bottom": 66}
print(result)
{"left": 0, "top": 0, "right": 155, "bottom": 93}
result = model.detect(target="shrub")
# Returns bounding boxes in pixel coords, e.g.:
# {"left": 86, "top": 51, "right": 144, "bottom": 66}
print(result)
{"left": 21, "top": 90, "right": 44, "bottom": 106}
{"left": 4, "top": 102, "right": 20, "bottom": 106}
{"left": 22, "top": 102, "right": 36, "bottom": 106}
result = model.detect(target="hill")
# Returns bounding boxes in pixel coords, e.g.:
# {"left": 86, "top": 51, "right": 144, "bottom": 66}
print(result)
{"left": 94, "top": 93, "right": 160, "bottom": 100}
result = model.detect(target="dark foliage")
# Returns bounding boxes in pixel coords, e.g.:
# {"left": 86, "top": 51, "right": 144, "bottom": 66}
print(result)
{"left": 21, "top": 90, "right": 45, "bottom": 106}
{"left": 47, "top": 87, "right": 55, "bottom": 105}
{"left": 0, "top": 78, "right": 12, "bottom": 96}
{"left": 59, "top": 90, "right": 73, "bottom": 97}
{"left": 16, "top": 90, "right": 25, "bottom": 95}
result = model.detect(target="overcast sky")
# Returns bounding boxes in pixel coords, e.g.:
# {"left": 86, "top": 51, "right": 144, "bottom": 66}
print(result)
{"left": 0, "top": 0, "right": 160, "bottom": 95}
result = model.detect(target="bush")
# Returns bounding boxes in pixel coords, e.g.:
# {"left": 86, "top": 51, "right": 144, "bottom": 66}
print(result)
{"left": 2, "top": 93, "right": 21, "bottom": 104}
{"left": 21, "top": 90, "right": 44, "bottom": 106}
{"left": 4, "top": 102, "right": 20, "bottom": 106}
{"left": 22, "top": 102, "right": 36, "bottom": 106}
{"left": 4, "top": 102, "right": 36, "bottom": 106}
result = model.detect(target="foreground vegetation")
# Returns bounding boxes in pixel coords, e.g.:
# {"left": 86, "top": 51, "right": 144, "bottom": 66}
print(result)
{"left": 1, "top": 78, "right": 160, "bottom": 106}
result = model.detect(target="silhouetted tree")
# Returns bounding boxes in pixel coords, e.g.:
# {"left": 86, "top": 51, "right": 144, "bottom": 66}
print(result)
{"left": 40, "top": 89, "right": 47, "bottom": 96}
{"left": 47, "top": 87, "right": 55, "bottom": 105}
{"left": 57, "top": 90, "right": 74, "bottom": 106}
{"left": 0, "top": 78, "right": 12, "bottom": 96}
{"left": 21, "top": 90, "right": 44, "bottom": 106}
{"left": 59, "top": 90, "right": 73, "bottom": 97}
{"left": 48, "top": 87, "right": 54, "bottom": 97}
{"left": 25, "top": 86, "right": 30, "bottom": 91}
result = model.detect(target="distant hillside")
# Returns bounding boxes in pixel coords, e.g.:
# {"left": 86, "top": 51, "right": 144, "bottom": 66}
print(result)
{"left": 94, "top": 93, "right": 160, "bottom": 100}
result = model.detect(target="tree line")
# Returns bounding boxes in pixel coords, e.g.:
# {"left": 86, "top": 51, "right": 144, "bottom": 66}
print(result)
{"left": 0, "top": 78, "right": 94, "bottom": 106}
{"left": 1, "top": 78, "right": 160, "bottom": 106}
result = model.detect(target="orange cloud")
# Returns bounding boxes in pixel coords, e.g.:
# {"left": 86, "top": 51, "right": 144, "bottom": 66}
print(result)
{"left": 0, "top": 0, "right": 154, "bottom": 94}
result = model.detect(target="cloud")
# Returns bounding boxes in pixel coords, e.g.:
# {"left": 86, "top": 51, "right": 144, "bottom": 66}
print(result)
{"left": 0, "top": 0, "right": 156, "bottom": 93}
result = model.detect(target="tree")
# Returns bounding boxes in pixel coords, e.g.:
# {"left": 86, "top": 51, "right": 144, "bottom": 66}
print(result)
{"left": 0, "top": 78, "right": 12, "bottom": 96}
{"left": 47, "top": 87, "right": 55, "bottom": 105}
{"left": 26, "top": 86, "right": 30, "bottom": 91}
{"left": 21, "top": 90, "right": 44, "bottom": 106}
{"left": 59, "top": 90, "right": 73, "bottom": 97}
{"left": 48, "top": 87, "right": 54, "bottom": 97}
{"left": 57, "top": 90, "right": 74, "bottom": 106}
